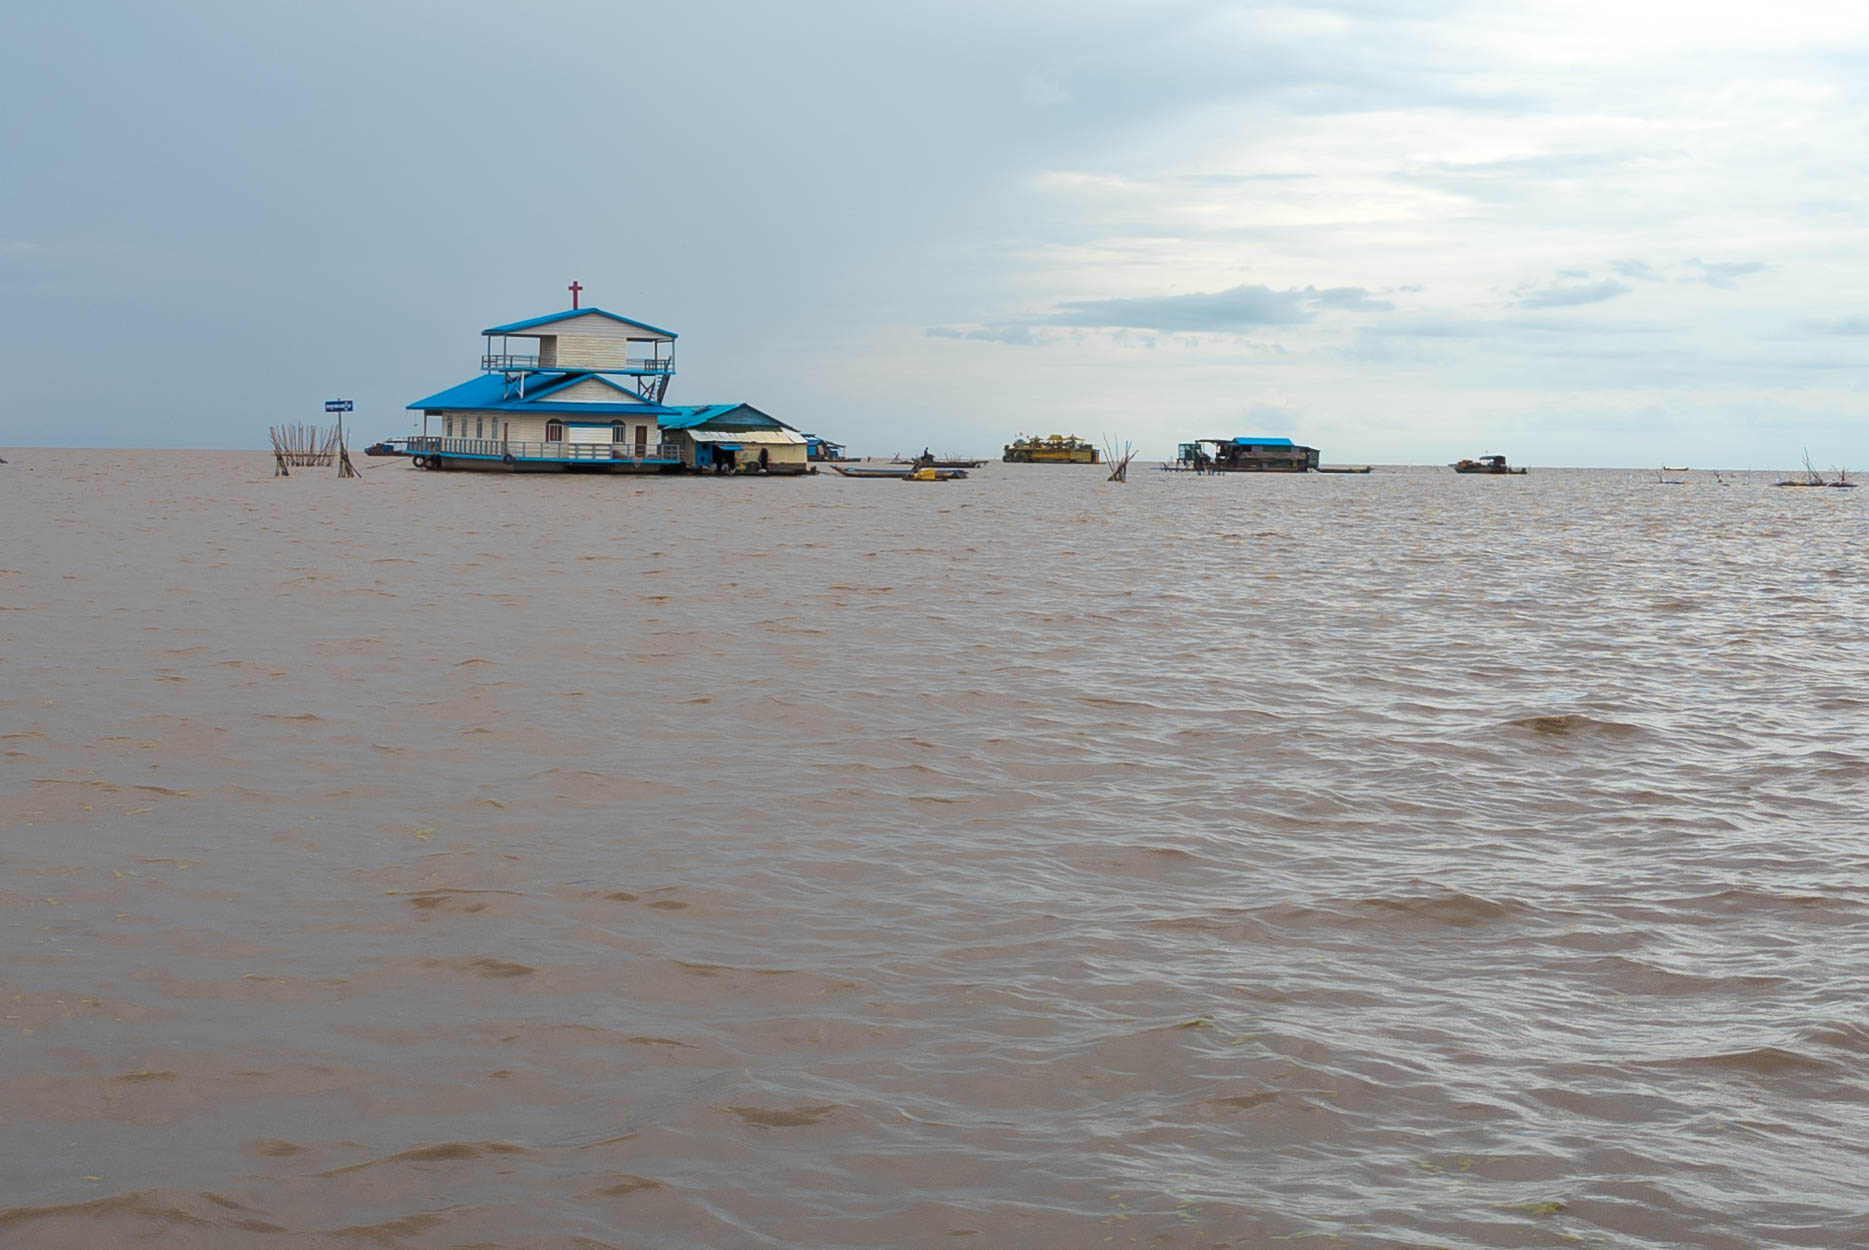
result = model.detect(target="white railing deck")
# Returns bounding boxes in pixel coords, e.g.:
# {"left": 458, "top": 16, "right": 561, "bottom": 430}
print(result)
{"left": 411, "top": 436, "right": 680, "bottom": 462}
{"left": 481, "top": 355, "right": 674, "bottom": 374}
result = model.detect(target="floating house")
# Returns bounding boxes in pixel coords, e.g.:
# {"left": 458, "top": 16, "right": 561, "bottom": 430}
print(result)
{"left": 406, "top": 304, "right": 679, "bottom": 472}
{"left": 804, "top": 434, "right": 848, "bottom": 462}
{"left": 1451, "top": 454, "right": 1526, "bottom": 475}
{"left": 404, "top": 295, "right": 807, "bottom": 475}
{"left": 1177, "top": 437, "right": 1320, "bottom": 473}
{"left": 661, "top": 404, "right": 809, "bottom": 475}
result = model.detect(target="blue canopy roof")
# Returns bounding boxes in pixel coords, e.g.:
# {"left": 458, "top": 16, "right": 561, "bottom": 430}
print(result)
{"left": 481, "top": 307, "right": 678, "bottom": 339}
{"left": 1233, "top": 436, "right": 1295, "bottom": 446}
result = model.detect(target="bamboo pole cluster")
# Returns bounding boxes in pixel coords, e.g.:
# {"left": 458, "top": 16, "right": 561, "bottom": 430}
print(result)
{"left": 269, "top": 424, "right": 341, "bottom": 466}
{"left": 1104, "top": 438, "right": 1137, "bottom": 482}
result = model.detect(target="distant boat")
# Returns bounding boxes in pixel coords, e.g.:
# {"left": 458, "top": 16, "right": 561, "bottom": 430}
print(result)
{"left": 1175, "top": 437, "right": 1321, "bottom": 473}
{"left": 1003, "top": 434, "right": 1099, "bottom": 464}
{"left": 1452, "top": 455, "right": 1526, "bottom": 475}
{"left": 830, "top": 464, "right": 968, "bottom": 481}
{"left": 892, "top": 452, "right": 988, "bottom": 468}
{"left": 1661, "top": 465, "right": 1688, "bottom": 472}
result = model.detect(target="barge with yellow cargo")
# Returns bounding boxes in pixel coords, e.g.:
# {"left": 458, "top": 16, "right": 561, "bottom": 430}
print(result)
{"left": 1003, "top": 434, "right": 1101, "bottom": 464}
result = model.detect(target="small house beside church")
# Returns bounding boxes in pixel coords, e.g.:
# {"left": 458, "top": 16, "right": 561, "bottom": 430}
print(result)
{"left": 662, "top": 404, "right": 809, "bottom": 474}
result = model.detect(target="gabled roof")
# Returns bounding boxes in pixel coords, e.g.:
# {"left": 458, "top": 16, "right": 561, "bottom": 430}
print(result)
{"left": 522, "top": 372, "right": 642, "bottom": 403}
{"left": 481, "top": 307, "right": 679, "bottom": 340}
{"left": 407, "top": 371, "right": 675, "bottom": 416}
{"left": 658, "top": 403, "right": 796, "bottom": 431}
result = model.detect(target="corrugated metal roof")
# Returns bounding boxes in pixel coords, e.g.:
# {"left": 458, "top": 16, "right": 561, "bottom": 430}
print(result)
{"left": 681, "top": 428, "right": 805, "bottom": 445}
{"left": 481, "top": 307, "right": 679, "bottom": 339}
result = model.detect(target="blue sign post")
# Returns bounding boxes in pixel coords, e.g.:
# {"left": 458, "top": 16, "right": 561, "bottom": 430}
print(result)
{"left": 325, "top": 401, "right": 356, "bottom": 478}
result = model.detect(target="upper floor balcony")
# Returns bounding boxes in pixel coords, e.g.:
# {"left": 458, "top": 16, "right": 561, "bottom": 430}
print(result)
{"left": 482, "top": 353, "right": 674, "bottom": 374}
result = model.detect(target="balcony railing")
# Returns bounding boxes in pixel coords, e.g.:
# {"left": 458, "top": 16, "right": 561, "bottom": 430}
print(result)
{"left": 411, "top": 436, "right": 681, "bottom": 462}
{"left": 481, "top": 355, "right": 674, "bottom": 373}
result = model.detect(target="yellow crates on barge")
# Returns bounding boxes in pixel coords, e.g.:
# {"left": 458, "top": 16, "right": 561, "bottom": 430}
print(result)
{"left": 1003, "top": 434, "right": 1101, "bottom": 464}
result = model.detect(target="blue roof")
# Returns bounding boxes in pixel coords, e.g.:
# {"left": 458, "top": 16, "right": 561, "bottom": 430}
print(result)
{"left": 481, "top": 307, "right": 678, "bottom": 339}
{"left": 658, "top": 403, "right": 795, "bottom": 431}
{"left": 407, "top": 371, "right": 675, "bottom": 416}
{"left": 658, "top": 404, "right": 747, "bottom": 430}
{"left": 1232, "top": 436, "right": 1295, "bottom": 446}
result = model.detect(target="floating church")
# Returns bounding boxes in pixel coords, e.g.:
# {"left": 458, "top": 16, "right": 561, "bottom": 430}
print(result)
{"left": 405, "top": 286, "right": 810, "bottom": 474}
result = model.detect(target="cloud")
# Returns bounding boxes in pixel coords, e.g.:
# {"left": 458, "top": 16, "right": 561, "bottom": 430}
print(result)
{"left": 1802, "top": 315, "right": 1869, "bottom": 335}
{"left": 1610, "top": 258, "right": 1663, "bottom": 281}
{"left": 924, "top": 324, "right": 1048, "bottom": 345}
{"left": 1682, "top": 258, "right": 1766, "bottom": 287}
{"left": 1047, "top": 283, "right": 1390, "bottom": 331}
{"left": 1022, "top": 75, "right": 1072, "bottom": 107}
{"left": 1308, "top": 286, "right": 1393, "bottom": 311}
{"left": 1515, "top": 278, "right": 1631, "bottom": 309}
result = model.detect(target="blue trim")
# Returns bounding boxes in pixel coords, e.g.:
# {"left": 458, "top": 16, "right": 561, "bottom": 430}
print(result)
{"left": 439, "top": 402, "right": 668, "bottom": 416}
{"left": 433, "top": 450, "right": 680, "bottom": 465}
{"left": 481, "top": 307, "right": 679, "bottom": 339}
{"left": 408, "top": 372, "right": 675, "bottom": 415}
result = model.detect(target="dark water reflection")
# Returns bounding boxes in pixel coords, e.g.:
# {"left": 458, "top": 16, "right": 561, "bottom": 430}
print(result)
{"left": 2, "top": 451, "right": 1865, "bottom": 1248}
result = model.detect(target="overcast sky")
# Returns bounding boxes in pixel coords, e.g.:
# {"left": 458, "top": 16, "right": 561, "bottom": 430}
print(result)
{"left": 3, "top": 0, "right": 1865, "bottom": 466}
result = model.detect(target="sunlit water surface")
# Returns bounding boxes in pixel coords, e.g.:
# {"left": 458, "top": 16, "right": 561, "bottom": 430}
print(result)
{"left": 2, "top": 450, "right": 1865, "bottom": 1248}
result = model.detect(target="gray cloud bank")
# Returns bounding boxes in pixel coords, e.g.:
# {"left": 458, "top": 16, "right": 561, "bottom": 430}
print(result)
{"left": 1047, "top": 283, "right": 1392, "bottom": 331}
{"left": 1516, "top": 278, "right": 1631, "bottom": 309}
{"left": 1683, "top": 258, "right": 1766, "bottom": 287}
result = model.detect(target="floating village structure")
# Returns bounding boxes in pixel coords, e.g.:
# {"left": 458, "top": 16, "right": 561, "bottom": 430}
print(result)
{"left": 1003, "top": 434, "right": 1100, "bottom": 464}
{"left": 662, "top": 404, "right": 809, "bottom": 474}
{"left": 1451, "top": 454, "right": 1526, "bottom": 475}
{"left": 1177, "top": 437, "right": 1322, "bottom": 472}
{"left": 405, "top": 292, "right": 807, "bottom": 474}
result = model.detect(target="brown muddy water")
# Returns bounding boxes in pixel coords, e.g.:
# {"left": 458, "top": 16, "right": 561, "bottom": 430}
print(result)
{"left": 2, "top": 449, "right": 1866, "bottom": 1249}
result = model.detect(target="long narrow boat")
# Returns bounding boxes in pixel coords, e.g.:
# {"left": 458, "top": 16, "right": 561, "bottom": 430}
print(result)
{"left": 892, "top": 456, "right": 988, "bottom": 468}
{"left": 831, "top": 464, "right": 969, "bottom": 481}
